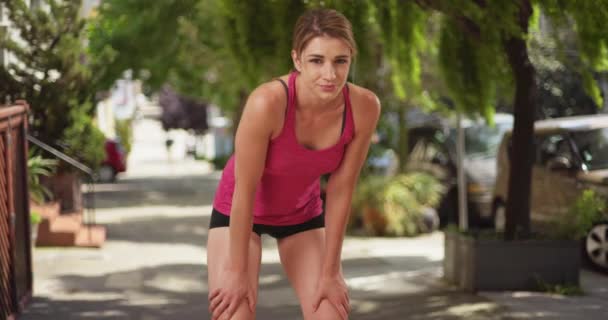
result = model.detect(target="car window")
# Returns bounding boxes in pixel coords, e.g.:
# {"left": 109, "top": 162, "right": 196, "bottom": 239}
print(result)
{"left": 449, "top": 122, "right": 512, "bottom": 157}
{"left": 536, "top": 134, "right": 572, "bottom": 166}
{"left": 571, "top": 128, "right": 608, "bottom": 170}
{"left": 464, "top": 122, "right": 512, "bottom": 156}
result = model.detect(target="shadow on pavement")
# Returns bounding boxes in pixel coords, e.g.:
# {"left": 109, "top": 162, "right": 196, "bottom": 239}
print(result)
{"left": 89, "top": 174, "right": 220, "bottom": 209}
{"left": 22, "top": 255, "right": 507, "bottom": 320}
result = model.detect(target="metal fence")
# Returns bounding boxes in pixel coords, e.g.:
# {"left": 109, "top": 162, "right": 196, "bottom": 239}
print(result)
{"left": 0, "top": 105, "right": 32, "bottom": 320}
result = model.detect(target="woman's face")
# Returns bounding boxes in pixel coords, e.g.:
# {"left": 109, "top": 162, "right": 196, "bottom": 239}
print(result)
{"left": 292, "top": 35, "right": 352, "bottom": 101}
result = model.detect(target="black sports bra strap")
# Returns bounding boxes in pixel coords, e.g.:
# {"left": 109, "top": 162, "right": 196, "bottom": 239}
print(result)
{"left": 276, "top": 79, "right": 288, "bottom": 104}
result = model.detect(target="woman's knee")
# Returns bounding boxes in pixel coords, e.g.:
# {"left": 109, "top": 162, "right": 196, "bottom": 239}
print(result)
{"left": 302, "top": 299, "right": 346, "bottom": 320}
{"left": 227, "top": 301, "right": 256, "bottom": 320}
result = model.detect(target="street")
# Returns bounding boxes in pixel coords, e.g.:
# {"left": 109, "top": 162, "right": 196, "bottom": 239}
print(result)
{"left": 21, "top": 117, "right": 607, "bottom": 319}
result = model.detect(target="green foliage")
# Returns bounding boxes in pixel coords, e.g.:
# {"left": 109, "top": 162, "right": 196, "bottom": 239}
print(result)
{"left": 528, "top": 29, "right": 599, "bottom": 118}
{"left": 27, "top": 150, "right": 58, "bottom": 204}
{"left": 541, "top": 0, "right": 608, "bottom": 106}
{"left": 354, "top": 172, "right": 443, "bottom": 237}
{"left": 552, "top": 190, "right": 607, "bottom": 240}
{"left": 62, "top": 102, "right": 106, "bottom": 171}
{"left": 534, "top": 276, "right": 584, "bottom": 296}
{"left": 0, "top": 0, "right": 97, "bottom": 144}
{"left": 115, "top": 119, "right": 133, "bottom": 156}
{"left": 88, "top": 0, "right": 200, "bottom": 91}
{"left": 372, "top": 1, "right": 426, "bottom": 100}
{"left": 30, "top": 211, "right": 42, "bottom": 225}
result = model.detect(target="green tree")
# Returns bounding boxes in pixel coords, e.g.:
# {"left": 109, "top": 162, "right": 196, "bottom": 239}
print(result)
{"left": 88, "top": 1, "right": 608, "bottom": 241}
{"left": 0, "top": 0, "right": 105, "bottom": 169}
{"left": 400, "top": 0, "right": 608, "bottom": 239}
{"left": 91, "top": 0, "right": 390, "bottom": 127}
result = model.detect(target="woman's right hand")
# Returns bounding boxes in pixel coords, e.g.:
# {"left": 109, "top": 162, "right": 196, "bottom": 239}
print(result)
{"left": 208, "top": 267, "right": 255, "bottom": 320}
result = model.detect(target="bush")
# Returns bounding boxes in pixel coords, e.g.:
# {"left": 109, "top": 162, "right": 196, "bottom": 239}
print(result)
{"left": 115, "top": 119, "right": 134, "bottom": 156}
{"left": 354, "top": 172, "right": 444, "bottom": 237}
{"left": 27, "top": 150, "right": 58, "bottom": 204}
{"left": 62, "top": 102, "right": 106, "bottom": 171}
{"left": 552, "top": 190, "right": 606, "bottom": 240}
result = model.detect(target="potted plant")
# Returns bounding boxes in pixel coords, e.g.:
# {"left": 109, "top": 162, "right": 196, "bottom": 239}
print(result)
{"left": 29, "top": 211, "right": 42, "bottom": 245}
{"left": 443, "top": 190, "right": 604, "bottom": 292}
{"left": 28, "top": 150, "right": 59, "bottom": 215}
{"left": 354, "top": 173, "right": 443, "bottom": 237}
{"left": 44, "top": 105, "right": 105, "bottom": 212}
{"left": 27, "top": 150, "right": 58, "bottom": 204}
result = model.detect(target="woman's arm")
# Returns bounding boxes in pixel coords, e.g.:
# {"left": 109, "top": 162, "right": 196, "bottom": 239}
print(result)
{"left": 322, "top": 88, "right": 381, "bottom": 276}
{"left": 229, "top": 86, "right": 283, "bottom": 271}
{"left": 208, "top": 83, "right": 285, "bottom": 319}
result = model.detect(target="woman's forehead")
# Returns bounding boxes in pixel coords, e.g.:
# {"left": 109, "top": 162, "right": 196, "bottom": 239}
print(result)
{"left": 302, "top": 36, "right": 352, "bottom": 57}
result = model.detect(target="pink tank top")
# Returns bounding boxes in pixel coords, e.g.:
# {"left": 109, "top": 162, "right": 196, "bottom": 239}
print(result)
{"left": 212, "top": 71, "right": 355, "bottom": 225}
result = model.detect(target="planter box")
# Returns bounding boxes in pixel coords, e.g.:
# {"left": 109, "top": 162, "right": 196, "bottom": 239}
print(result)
{"left": 444, "top": 232, "right": 580, "bottom": 292}
{"left": 42, "top": 172, "right": 83, "bottom": 213}
{"left": 443, "top": 230, "right": 461, "bottom": 285}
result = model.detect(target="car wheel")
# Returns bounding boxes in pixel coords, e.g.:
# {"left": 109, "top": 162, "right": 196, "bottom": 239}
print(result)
{"left": 97, "top": 165, "right": 116, "bottom": 183}
{"left": 585, "top": 222, "right": 608, "bottom": 273}
{"left": 493, "top": 202, "right": 506, "bottom": 232}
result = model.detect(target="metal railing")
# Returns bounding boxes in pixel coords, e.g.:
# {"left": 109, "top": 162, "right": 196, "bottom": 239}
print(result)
{"left": 25, "top": 135, "right": 97, "bottom": 227}
{"left": 0, "top": 105, "right": 32, "bottom": 320}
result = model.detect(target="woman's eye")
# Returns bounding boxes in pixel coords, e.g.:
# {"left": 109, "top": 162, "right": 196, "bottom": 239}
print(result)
{"left": 310, "top": 59, "right": 322, "bottom": 64}
{"left": 336, "top": 59, "right": 348, "bottom": 64}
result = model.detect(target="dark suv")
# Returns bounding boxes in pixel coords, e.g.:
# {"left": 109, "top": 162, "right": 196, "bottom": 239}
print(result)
{"left": 406, "top": 113, "right": 513, "bottom": 227}
{"left": 493, "top": 114, "right": 608, "bottom": 272}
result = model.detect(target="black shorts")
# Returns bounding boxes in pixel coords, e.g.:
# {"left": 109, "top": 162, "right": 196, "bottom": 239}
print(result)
{"left": 208, "top": 208, "right": 325, "bottom": 239}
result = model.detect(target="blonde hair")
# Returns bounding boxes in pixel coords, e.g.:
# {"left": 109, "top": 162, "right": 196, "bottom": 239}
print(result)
{"left": 292, "top": 9, "right": 357, "bottom": 58}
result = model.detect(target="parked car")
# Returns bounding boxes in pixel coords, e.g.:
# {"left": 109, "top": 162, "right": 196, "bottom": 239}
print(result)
{"left": 492, "top": 114, "right": 608, "bottom": 272}
{"left": 97, "top": 139, "right": 127, "bottom": 183}
{"left": 406, "top": 113, "right": 514, "bottom": 227}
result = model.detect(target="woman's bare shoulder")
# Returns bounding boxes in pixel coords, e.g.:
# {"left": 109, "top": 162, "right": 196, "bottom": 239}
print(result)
{"left": 247, "top": 77, "right": 289, "bottom": 112}
{"left": 346, "top": 83, "right": 381, "bottom": 131}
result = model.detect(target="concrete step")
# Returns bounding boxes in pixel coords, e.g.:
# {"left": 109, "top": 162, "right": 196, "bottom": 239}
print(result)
{"left": 75, "top": 225, "right": 106, "bottom": 248}
{"left": 29, "top": 201, "right": 61, "bottom": 220}
{"left": 35, "top": 211, "right": 105, "bottom": 248}
{"left": 36, "top": 224, "right": 106, "bottom": 248}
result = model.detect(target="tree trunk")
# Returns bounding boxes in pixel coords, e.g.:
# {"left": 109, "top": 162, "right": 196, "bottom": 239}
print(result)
{"left": 504, "top": 0, "right": 536, "bottom": 240}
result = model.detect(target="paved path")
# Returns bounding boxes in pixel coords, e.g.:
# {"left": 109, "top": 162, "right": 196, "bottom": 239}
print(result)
{"left": 21, "top": 116, "right": 605, "bottom": 319}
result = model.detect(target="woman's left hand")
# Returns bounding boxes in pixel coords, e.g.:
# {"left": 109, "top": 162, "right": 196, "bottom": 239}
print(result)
{"left": 312, "top": 273, "right": 350, "bottom": 320}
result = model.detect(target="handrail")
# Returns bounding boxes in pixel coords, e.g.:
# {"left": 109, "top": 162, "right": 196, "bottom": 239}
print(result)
{"left": 26, "top": 134, "right": 94, "bottom": 176}
{"left": 26, "top": 134, "right": 97, "bottom": 227}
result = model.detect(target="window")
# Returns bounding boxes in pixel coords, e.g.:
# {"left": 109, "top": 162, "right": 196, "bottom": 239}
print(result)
{"left": 536, "top": 134, "right": 572, "bottom": 166}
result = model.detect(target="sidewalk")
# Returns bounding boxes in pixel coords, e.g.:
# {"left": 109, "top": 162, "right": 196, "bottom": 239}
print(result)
{"left": 21, "top": 117, "right": 606, "bottom": 319}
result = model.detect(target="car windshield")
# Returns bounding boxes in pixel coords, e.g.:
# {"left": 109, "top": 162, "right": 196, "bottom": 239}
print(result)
{"left": 571, "top": 128, "right": 608, "bottom": 170}
{"left": 464, "top": 122, "right": 512, "bottom": 156}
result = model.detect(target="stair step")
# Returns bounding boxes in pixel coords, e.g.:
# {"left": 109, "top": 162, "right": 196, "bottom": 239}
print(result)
{"left": 75, "top": 225, "right": 106, "bottom": 248}
{"left": 35, "top": 229, "right": 76, "bottom": 247}
{"left": 36, "top": 225, "right": 106, "bottom": 248}
{"left": 30, "top": 201, "right": 61, "bottom": 220}
{"left": 44, "top": 214, "right": 83, "bottom": 233}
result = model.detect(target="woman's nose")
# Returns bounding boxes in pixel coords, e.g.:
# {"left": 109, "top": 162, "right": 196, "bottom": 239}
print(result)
{"left": 322, "top": 63, "right": 336, "bottom": 80}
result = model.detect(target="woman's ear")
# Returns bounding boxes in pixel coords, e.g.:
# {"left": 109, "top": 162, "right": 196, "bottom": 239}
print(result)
{"left": 291, "top": 50, "right": 301, "bottom": 72}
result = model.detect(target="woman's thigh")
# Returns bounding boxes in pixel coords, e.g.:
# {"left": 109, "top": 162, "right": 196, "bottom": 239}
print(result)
{"left": 207, "top": 227, "right": 262, "bottom": 320}
{"left": 277, "top": 228, "right": 345, "bottom": 320}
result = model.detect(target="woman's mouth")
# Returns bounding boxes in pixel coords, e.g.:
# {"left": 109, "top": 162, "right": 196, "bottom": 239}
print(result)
{"left": 319, "top": 84, "right": 336, "bottom": 92}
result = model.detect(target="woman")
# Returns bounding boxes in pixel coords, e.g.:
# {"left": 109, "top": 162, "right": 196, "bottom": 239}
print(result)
{"left": 207, "top": 8, "right": 380, "bottom": 320}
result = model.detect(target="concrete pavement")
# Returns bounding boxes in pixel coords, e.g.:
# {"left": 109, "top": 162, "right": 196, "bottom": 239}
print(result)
{"left": 21, "top": 116, "right": 607, "bottom": 319}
